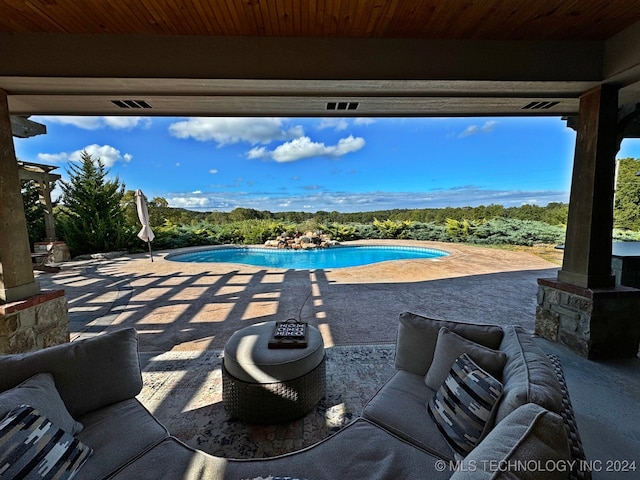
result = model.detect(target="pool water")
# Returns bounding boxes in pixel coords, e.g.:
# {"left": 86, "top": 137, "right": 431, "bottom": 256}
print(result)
{"left": 167, "top": 245, "right": 449, "bottom": 269}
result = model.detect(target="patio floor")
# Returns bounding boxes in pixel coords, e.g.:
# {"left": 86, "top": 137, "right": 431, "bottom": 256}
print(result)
{"left": 36, "top": 240, "right": 640, "bottom": 479}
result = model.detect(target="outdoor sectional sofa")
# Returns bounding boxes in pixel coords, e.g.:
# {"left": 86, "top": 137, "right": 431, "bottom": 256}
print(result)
{"left": 0, "top": 312, "right": 587, "bottom": 480}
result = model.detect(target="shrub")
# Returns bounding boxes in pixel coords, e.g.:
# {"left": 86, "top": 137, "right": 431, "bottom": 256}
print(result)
{"left": 468, "top": 218, "right": 565, "bottom": 246}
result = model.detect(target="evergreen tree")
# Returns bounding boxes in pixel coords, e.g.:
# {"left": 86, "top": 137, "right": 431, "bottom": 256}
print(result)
{"left": 614, "top": 157, "right": 640, "bottom": 231}
{"left": 21, "top": 179, "right": 46, "bottom": 248}
{"left": 56, "top": 151, "right": 127, "bottom": 256}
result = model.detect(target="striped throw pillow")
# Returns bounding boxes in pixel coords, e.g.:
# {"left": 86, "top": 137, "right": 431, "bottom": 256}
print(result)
{"left": 0, "top": 404, "right": 92, "bottom": 479}
{"left": 427, "top": 353, "right": 503, "bottom": 459}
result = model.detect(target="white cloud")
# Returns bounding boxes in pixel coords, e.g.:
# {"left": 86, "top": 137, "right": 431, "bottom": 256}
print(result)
{"left": 192, "top": 190, "right": 202, "bottom": 194}
{"left": 354, "top": 118, "right": 375, "bottom": 125}
{"left": 481, "top": 121, "right": 497, "bottom": 133}
{"left": 36, "top": 152, "right": 69, "bottom": 163}
{"left": 102, "top": 117, "right": 152, "bottom": 129}
{"left": 34, "top": 116, "right": 151, "bottom": 130}
{"left": 458, "top": 120, "right": 498, "bottom": 138}
{"left": 169, "top": 196, "right": 212, "bottom": 208}
{"left": 37, "top": 144, "right": 132, "bottom": 168}
{"left": 160, "top": 186, "right": 568, "bottom": 213}
{"left": 209, "top": 169, "right": 219, "bottom": 174}
{"left": 318, "top": 118, "right": 349, "bottom": 131}
{"left": 168, "top": 117, "right": 304, "bottom": 145}
{"left": 248, "top": 135, "right": 365, "bottom": 163}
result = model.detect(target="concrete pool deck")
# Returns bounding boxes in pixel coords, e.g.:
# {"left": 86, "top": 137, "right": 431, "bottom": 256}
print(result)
{"left": 34, "top": 240, "right": 640, "bottom": 478}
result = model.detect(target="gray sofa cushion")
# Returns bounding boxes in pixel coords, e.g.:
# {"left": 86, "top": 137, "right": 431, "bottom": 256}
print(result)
{"left": 362, "top": 370, "right": 455, "bottom": 460}
{"left": 0, "top": 372, "right": 83, "bottom": 435}
{"left": 395, "top": 312, "right": 504, "bottom": 376}
{"left": 0, "top": 328, "right": 142, "bottom": 417}
{"left": 450, "top": 403, "right": 571, "bottom": 480}
{"left": 425, "top": 328, "right": 507, "bottom": 390}
{"left": 224, "top": 418, "right": 452, "bottom": 480}
{"left": 110, "top": 437, "right": 228, "bottom": 480}
{"left": 495, "top": 326, "right": 563, "bottom": 424}
{"left": 75, "top": 398, "right": 169, "bottom": 480}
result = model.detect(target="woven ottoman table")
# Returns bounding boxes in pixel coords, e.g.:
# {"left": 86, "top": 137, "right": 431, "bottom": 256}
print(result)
{"left": 222, "top": 321, "right": 326, "bottom": 424}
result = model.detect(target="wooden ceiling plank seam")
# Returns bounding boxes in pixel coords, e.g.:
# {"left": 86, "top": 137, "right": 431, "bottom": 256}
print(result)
{"left": 254, "top": 0, "right": 274, "bottom": 36}
{"left": 1, "top": 0, "right": 640, "bottom": 40}
{"left": 225, "top": 0, "right": 254, "bottom": 37}
{"left": 385, "top": 0, "right": 427, "bottom": 38}
{"left": 97, "top": 1, "right": 149, "bottom": 35}
{"left": 336, "top": 0, "right": 357, "bottom": 37}
{"left": 362, "top": 0, "right": 385, "bottom": 37}
{"left": 350, "top": 0, "right": 373, "bottom": 36}
{"left": 190, "top": 0, "right": 219, "bottom": 35}
{"left": 241, "top": 0, "right": 265, "bottom": 37}
{"left": 18, "top": 0, "right": 83, "bottom": 34}
{"left": 202, "top": 2, "right": 229, "bottom": 35}
{"left": 314, "top": 0, "right": 325, "bottom": 37}
{"left": 279, "top": 0, "right": 294, "bottom": 36}
{"left": 325, "top": 0, "right": 340, "bottom": 37}
{"left": 215, "top": 0, "right": 243, "bottom": 36}
{"left": 161, "top": 0, "right": 194, "bottom": 35}
{"left": 513, "top": 0, "right": 580, "bottom": 41}
{"left": 458, "top": 1, "right": 508, "bottom": 40}
{"left": 0, "top": 0, "right": 57, "bottom": 33}
{"left": 83, "top": 0, "right": 141, "bottom": 35}
{"left": 300, "top": 0, "right": 311, "bottom": 35}
{"left": 135, "top": 0, "right": 176, "bottom": 35}
{"left": 368, "top": 0, "right": 400, "bottom": 38}
{"left": 407, "top": 0, "right": 445, "bottom": 38}
{"left": 272, "top": 0, "right": 288, "bottom": 36}
{"left": 172, "top": 0, "right": 205, "bottom": 35}
{"left": 44, "top": 1, "right": 100, "bottom": 34}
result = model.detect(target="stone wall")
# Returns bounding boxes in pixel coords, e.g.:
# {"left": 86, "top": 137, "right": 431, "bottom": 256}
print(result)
{"left": 0, "top": 290, "right": 69, "bottom": 354}
{"left": 536, "top": 278, "right": 640, "bottom": 359}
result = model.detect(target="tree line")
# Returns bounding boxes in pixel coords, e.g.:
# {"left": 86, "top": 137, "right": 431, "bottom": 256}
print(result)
{"left": 20, "top": 152, "right": 640, "bottom": 257}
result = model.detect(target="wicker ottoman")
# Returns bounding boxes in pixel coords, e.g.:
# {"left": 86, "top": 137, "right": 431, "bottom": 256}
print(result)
{"left": 222, "top": 321, "right": 326, "bottom": 424}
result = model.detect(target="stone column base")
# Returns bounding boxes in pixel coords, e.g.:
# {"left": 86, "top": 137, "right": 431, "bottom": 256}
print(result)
{"left": 536, "top": 278, "right": 640, "bottom": 359}
{"left": 0, "top": 290, "right": 69, "bottom": 353}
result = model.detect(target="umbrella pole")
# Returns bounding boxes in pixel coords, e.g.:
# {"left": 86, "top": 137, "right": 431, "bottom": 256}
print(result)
{"left": 148, "top": 241, "right": 154, "bottom": 262}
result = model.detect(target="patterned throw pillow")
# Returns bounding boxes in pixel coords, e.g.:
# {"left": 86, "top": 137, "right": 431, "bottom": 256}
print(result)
{"left": 427, "top": 353, "right": 503, "bottom": 459}
{"left": 0, "top": 404, "right": 92, "bottom": 479}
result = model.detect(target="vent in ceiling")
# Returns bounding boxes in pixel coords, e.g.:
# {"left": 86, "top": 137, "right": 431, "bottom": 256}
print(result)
{"left": 521, "top": 101, "right": 559, "bottom": 110}
{"left": 326, "top": 101, "right": 359, "bottom": 111}
{"left": 111, "top": 100, "right": 152, "bottom": 109}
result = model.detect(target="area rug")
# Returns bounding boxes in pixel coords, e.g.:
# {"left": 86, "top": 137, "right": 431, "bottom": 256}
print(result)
{"left": 137, "top": 344, "right": 396, "bottom": 459}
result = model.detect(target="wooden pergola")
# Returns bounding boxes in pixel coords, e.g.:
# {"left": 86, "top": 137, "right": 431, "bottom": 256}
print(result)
{"left": 1, "top": 0, "right": 640, "bottom": 357}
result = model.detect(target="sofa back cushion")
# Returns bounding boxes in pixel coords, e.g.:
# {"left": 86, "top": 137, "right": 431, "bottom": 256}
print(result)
{"left": 395, "top": 312, "right": 504, "bottom": 376}
{"left": 495, "top": 326, "right": 562, "bottom": 424}
{"left": 450, "top": 403, "right": 570, "bottom": 480}
{"left": 0, "top": 372, "right": 83, "bottom": 435}
{"left": 425, "top": 328, "right": 507, "bottom": 391}
{"left": 0, "top": 328, "right": 142, "bottom": 417}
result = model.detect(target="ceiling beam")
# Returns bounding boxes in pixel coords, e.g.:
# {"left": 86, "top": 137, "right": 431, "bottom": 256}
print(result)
{"left": 10, "top": 115, "right": 46, "bottom": 138}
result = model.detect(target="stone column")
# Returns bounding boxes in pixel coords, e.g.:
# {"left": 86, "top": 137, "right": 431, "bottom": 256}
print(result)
{"left": 0, "top": 88, "right": 40, "bottom": 303}
{"left": 536, "top": 85, "right": 640, "bottom": 358}
{"left": 558, "top": 85, "right": 618, "bottom": 289}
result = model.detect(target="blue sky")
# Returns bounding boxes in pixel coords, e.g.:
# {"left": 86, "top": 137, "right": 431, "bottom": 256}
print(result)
{"left": 13, "top": 116, "right": 640, "bottom": 213}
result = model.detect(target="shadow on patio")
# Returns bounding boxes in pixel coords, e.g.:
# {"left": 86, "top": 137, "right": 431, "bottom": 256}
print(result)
{"left": 35, "top": 250, "right": 640, "bottom": 479}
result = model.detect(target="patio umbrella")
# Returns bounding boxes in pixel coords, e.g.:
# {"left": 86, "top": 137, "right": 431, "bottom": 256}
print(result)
{"left": 135, "top": 189, "right": 155, "bottom": 262}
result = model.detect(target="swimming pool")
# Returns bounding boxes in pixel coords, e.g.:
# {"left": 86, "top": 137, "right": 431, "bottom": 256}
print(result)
{"left": 167, "top": 245, "right": 449, "bottom": 269}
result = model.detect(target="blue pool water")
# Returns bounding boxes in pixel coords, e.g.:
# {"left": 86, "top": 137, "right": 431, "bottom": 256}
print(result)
{"left": 167, "top": 245, "right": 449, "bottom": 269}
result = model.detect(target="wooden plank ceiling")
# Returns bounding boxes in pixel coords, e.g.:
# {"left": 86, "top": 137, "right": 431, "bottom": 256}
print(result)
{"left": 1, "top": 0, "right": 640, "bottom": 41}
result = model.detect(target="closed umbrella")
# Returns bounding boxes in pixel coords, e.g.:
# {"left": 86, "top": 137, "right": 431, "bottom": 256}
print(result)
{"left": 135, "top": 189, "right": 155, "bottom": 262}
